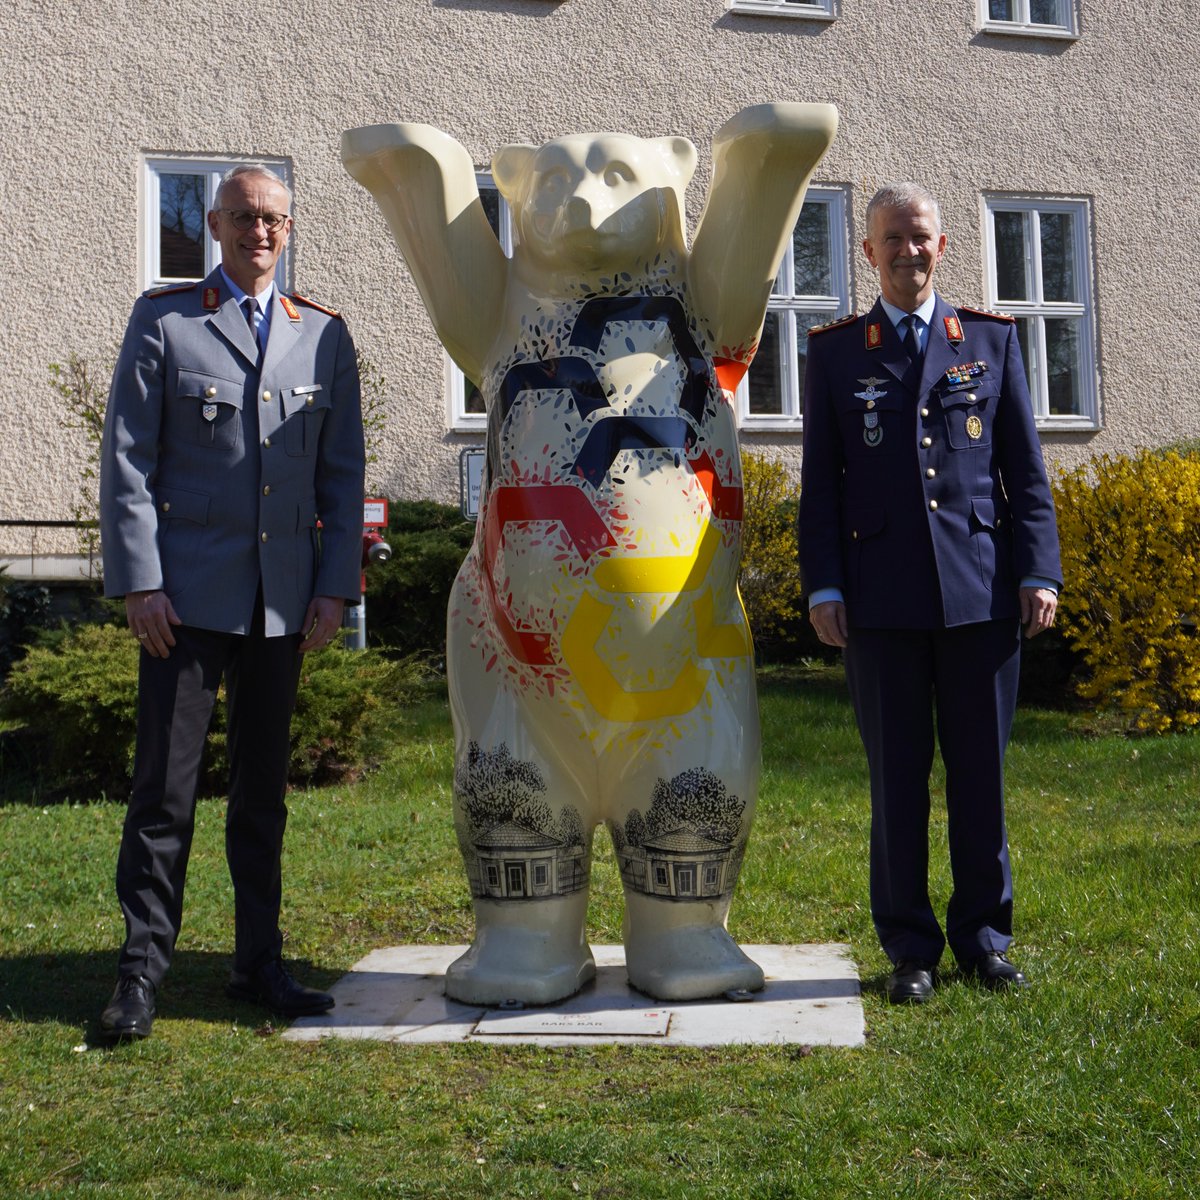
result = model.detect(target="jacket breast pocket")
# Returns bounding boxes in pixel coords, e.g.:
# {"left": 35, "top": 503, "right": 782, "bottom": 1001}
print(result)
{"left": 838, "top": 392, "right": 904, "bottom": 459}
{"left": 939, "top": 379, "right": 998, "bottom": 450}
{"left": 283, "top": 384, "right": 330, "bottom": 457}
{"left": 176, "top": 368, "right": 243, "bottom": 451}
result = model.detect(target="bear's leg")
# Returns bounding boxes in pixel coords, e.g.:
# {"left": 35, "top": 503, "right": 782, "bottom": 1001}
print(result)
{"left": 621, "top": 891, "right": 764, "bottom": 1001}
{"left": 445, "top": 887, "right": 596, "bottom": 1006}
{"left": 608, "top": 711, "right": 764, "bottom": 1000}
{"left": 446, "top": 732, "right": 597, "bottom": 1006}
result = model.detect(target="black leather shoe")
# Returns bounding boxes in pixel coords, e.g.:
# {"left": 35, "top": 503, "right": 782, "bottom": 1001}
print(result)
{"left": 886, "top": 959, "right": 937, "bottom": 1004}
{"left": 962, "top": 951, "right": 1030, "bottom": 991}
{"left": 99, "top": 975, "right": 156, "bottom": 1040}
{"left": 226, "top": 959, "right": 334, "bottom": 1017}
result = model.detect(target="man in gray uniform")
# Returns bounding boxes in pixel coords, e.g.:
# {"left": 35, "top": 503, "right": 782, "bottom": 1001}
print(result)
{"left": 98, "top": 164, "right": 365, "bottom": 1039}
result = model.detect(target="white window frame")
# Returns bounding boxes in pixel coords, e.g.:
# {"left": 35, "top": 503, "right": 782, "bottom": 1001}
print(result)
{"left": 727, "top": 0, "right": 836, "bottom": 20}
{"left": 448, "top": 172, "right": 514, "bottom": 432}
{"left": 982, "top": 193, "right": 1099, "bottom": 430}
{"left": 735, "top": 185, "right": 852, "bottom": 431}
{"left": 978, "top": 0, "right": 1078, "bottom": 39}
{"left": 141, "top": 154, "right": 294, "bottom": 292}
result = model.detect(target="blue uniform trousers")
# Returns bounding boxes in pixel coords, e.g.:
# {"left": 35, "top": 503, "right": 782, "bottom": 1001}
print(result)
{"left": 844, "top": 619, "right": 1021, "bottom": 966}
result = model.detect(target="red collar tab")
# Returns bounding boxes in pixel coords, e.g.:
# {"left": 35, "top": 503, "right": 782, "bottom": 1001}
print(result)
{"left": 944, "top": 315, "right": 964, "bottom": 343}
{"left": 202, "top": 287, "right": 220, "bottom": 311}
{"left": 866, "top": 322, "right": 883, "bottom": 350}
{"left": 279, "top": 295, "right": 301, "bottom": 321}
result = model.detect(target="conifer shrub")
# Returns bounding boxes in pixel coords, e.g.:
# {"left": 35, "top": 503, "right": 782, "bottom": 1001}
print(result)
{"left": 0, "top": 622, "right": 432, "bottom": 801}
{"left": 1053, "top": 446, "right": 1200, "bottom": 732}
{"left": 362, "top": 500, "right": 474, "bottom": 658}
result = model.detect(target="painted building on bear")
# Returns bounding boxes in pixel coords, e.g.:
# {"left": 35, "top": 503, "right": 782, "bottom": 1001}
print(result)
{"left": 1, "top": 0, "right": 1196, "bottom": 578}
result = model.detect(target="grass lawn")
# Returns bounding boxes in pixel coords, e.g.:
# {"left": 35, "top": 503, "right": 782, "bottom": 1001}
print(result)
{"left": 1, "top": 664, "right": 1197, "bottom": 1198}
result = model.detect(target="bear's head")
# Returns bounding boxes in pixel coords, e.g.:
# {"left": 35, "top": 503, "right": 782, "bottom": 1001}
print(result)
{"left": 492, "top": 132, "right": 697, "bottom": 277}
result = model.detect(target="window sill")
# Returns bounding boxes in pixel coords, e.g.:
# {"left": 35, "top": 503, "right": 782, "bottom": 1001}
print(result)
{"left": 737, "top": 417, "right": 804, "bottom": 433}
{"left": 726, "top": 1, "right": 836, "bottom": 21}
{"left": 1035, "top": 416, "right": 1099, "bottom": 433}
{"left": 978, "top": 21, "right": 1078, "bottom": 40}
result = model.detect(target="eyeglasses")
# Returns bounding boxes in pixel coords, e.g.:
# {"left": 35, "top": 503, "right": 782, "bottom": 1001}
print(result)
{"left": 219, "top": 209, "right": 290, "bottom": 232}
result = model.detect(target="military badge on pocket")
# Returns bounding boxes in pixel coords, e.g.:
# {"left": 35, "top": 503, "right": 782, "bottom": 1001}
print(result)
{"left": 864, "top": 411, "right": 882, "bottom": 447}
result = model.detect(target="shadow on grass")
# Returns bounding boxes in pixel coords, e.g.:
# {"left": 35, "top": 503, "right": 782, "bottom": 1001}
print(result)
{"left": 0, "top": 948, "right": 343, "bottom": 1039}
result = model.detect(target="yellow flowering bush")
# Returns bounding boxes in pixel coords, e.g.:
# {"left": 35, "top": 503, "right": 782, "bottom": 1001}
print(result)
{"left": 738, "top": 451, "right": 806, "bottom": 652}
{"left": 1053, "top": 447, "right": 1200, "bottom": 732}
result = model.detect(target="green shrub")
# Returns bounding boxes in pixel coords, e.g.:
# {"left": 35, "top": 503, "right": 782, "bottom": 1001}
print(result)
{"left": 0, "top": 623, "right": 435, "bottom": 801}
{"left": 0, "top": 568, "right": 53, "bottom": 677}
{"left": 1053, "top": 447, "right": 1200, "bottom": 732}
{"left": 363, "top": 500, "right": 474, "bottom": 658}
{"left": 1, "top": 622, "right": 138, "bottom": 797}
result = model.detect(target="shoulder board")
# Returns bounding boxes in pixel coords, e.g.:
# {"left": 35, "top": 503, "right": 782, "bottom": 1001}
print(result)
{"left": 807, "top": 313, "right": 858, "bottom": 337}
{"left": 289, "top": 293, "right": 342, "bottom": 319}
{"left": 958, "top": 304, "right": 1015, "bottom": 323}
{"left": 142, "top": 281, "right": 197, "bottom": 299}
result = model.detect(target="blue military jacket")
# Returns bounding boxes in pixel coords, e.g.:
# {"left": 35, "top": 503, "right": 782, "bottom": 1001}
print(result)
{"left": 798, "top": 294, "right": 1062, "bottom": 629}
{"left": 100, "top": 268, "right": 365, "bottom": 637}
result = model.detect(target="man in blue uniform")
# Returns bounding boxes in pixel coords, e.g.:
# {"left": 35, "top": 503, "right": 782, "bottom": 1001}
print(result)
{"left": 798, "top": 182, "right": 1061, "bottom": 1003}
{"left": 97, "top": 165, "right": 365, "bottom": 1039}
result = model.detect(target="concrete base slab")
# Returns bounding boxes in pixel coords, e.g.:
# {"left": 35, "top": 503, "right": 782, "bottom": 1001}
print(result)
{"left": 283, "top": 944, "right": 865, "bottom": 1048}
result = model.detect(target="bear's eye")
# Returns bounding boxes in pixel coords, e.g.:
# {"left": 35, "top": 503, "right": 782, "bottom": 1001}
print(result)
{"left": 603, "top": 164, "right": 634, "bottom": 187}
{"left": 537, "top": 167, "right": 571, "bottom": 197}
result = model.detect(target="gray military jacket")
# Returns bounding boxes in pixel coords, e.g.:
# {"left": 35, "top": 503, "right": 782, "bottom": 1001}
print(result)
{"left": 100, "top": 268, "right": 365, "bottom": 637}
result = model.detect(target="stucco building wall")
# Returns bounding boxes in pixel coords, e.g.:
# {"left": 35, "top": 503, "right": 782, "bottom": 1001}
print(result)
{"left": 2, "top": 0, "right": 1196, "bottom": 570}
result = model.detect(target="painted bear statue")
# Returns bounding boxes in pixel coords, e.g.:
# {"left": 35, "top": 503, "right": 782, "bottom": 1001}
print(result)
{"left": 341, "top": 104, "right": 837, "bottom": 1004}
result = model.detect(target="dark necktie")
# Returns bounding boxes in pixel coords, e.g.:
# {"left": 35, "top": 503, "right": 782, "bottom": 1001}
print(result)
{"left": 243, "top": 298, "right": 266, "bottom": 365}
{"left": 903, "top": 314, "right": 923, "bottom": 363}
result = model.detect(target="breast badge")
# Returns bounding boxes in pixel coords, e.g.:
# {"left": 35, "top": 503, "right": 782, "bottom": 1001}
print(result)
{"left": 856, "top": 378, "right": 886, "bottom": 446}
{"left": 966, "top": 415, "right": 983, "bottom": 440}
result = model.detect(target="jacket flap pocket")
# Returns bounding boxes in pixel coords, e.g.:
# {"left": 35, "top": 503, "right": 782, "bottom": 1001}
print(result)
{"left": 970, "top": 496, "right": 996, "bottom": 529}
{"left": 156, "top": 485, "right": 210, "bottom": 525}
{"left": 284, "top": 383, "right": 329, "bottom": 415}
{"left": 177, "top": 368, "right": 243, "bottom": 409}
{"left": 847, "top": 504, "right": 886, "bottom": 542}
{"left": 937, "top": 377, "right": 1000, "bottom": 408}
{"left": 296, "top": 496, "right": 318, "bottom": 531}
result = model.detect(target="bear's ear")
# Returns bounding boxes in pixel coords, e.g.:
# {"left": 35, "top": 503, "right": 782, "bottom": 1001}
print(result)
{"left": 492, "top": 143, "right": 538, "bottom": 206}
{"left": 651, "top": 136, "right": 698, "bottom": 187}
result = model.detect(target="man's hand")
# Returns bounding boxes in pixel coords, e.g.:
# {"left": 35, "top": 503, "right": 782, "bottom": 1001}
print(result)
{"left": 809, "top": 600, "right": 849, "bottom": 648}
{"left": 126, "top": 590, "right": 182, "bottom": 658}
{"left": 1020, "top": 586, "right": 1057, "bottom": 640}
{"left": 299, "top": 595, "right": 346, "bottom": 652}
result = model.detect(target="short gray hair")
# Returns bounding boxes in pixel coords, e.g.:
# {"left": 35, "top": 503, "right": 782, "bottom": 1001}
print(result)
{"left": 865, "top": 182, "right": 942, "bottom": 239}
{"left": 214, "top": 164, "right": 293, "bottom": 211}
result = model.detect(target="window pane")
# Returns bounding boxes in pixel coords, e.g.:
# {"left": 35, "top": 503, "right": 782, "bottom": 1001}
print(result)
{"left": 479, "top": 187, "right": 502, "bottom": 238}
{"left": 746, "top": 312, "right": 783, "bottom": 415}
{"left": 1038, "top": 210, "right": 1077, "bottom": 303}
{"left": 1044, "top": 318, "right": 1083, "bottom": 415}
{"left": 158, "top": 173, "right": 206, "bottom": 278}
{"left": 792, "top": 201, "right": 832, "bottom": 296}
{"left": 1030, "top": 0, "right": 1066, "bottom": 25}
{"left": 1015, "top": 317, "right": 1035, "bottom": 398}
{"left": 993, "top": 211, "right": 1029, "bottom": 302}
{"left": 464, "top": 379, "right": 486, "bottom": 415}
{"left": 988, "top": 0, "right": 1014, "bottom": 18}
{"left": 794, "top": 312, "right": 828, "bottom": 400}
